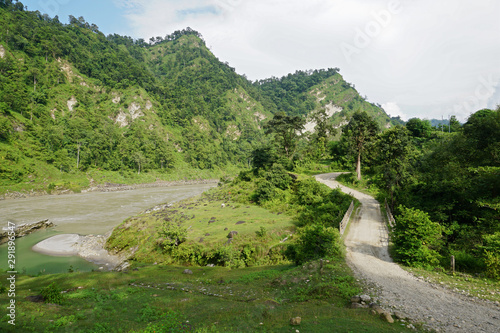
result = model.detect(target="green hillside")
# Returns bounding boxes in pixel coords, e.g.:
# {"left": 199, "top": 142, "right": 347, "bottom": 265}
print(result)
{"left": 0, "top": 2, "right": 390, "bottom": 194}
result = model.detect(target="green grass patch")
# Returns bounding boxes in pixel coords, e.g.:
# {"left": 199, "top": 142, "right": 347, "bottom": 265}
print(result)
{"left": 0, "top": 261, "right": 417, "bottom": 332}
{"left": 403, "top": 266, "right": 500, "bottom": 303}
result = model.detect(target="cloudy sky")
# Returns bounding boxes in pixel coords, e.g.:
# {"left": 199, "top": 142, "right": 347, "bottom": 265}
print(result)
{"left": 22, "top": 0, "right": 500, "bottom": 121}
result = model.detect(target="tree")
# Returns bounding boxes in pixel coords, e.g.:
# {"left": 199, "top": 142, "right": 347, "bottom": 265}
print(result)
{"left": 264, "top": 111, "right": 305, "bottom": 159}
{"left": 342, "top": 110, "right": 379, "bottom": 180}
{"left": 406, "top": 118, "right": 432, "bottom": 138}
{"left": 393, "top": 206, "right": 444, "bottom": 268}
{"left": 375, "top": 126, "right": 414, "bottom": 209}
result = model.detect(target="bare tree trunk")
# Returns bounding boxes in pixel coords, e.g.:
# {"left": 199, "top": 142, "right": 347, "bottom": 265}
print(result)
{"left": 356, "top": 152, "right": 362, "bottom": 180}
{"left": 77, "top": 142, "right": 81, "bottom": 169}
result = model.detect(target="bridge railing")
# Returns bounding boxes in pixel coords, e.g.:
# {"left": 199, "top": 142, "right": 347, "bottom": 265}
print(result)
{"left": 339, "top": 201, "right": 355, "bottom": 235}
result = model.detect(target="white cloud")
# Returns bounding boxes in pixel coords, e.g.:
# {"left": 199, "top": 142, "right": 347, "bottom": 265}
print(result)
{"left": 114, "top": 0, "right": 500, "bottom": 122}
{"left": 382, "top": 102, "right": 406, "bottom": 120}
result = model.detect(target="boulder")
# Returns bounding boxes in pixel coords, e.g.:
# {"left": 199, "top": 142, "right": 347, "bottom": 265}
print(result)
{"left": 183, "top": 269, "right": 193, "bottom": 275}
{"left": 393, "top": 311, "right": 406, "bottom": 320}
{"left": 1, "top": 219, "right": 54, "bottom": 245}
{"left": 360, "top": 294, "right": 371, "bottom": 303}
{"left": 351, "top": 296, "right": 361, "bottom": 303}
{"left": 227, "top": 231, "right": 238, "bottom": 238}
{"left": 290, "top": 317, "right": 301, "bottom": 326}
{"left": 380, "top": 312, "right": 394, "bottom": 323}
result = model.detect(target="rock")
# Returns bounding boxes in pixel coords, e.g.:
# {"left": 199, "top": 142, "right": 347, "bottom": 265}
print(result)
{"left": 380, "top": 312, "right": 394, "bottom": 323}
{"left": 224, "top": 228, "right": 228, "bottom": 231}
{"left": 183, "top": 269, "right": 193, "bottom": 275}
{"left": 370, "top": 304, "right": 385, "bottom": 315}
{"left": 1, "top": 219, "right": 54, "bottom": 245}
{"left": 227, "top": 231, "right": 238, "bottom": 238}
{"left": 205, "top": 233, "right": 210, "bottom": 236}
{"left": 351, "top": 296, "right": 361, "bottom": 303}
{"left": 290, "top": 317, "right": 301, "bottom": 326}
{"left": 393, "top": 311, "right": 406, "bottom": 320}
{"left": 221, "top": 203, "right": 225, "bottom": 208}
{"left": 351, "top": 302, "right": 364, "bottom": 309}
{"left": 235, "top": 221, "right": 245, "bottom": 225}
{"left": 206, "top": 264, "right": 215, "bottom": 267}
{"left": 360, "top": 294, "right": 371, "bottom": 303}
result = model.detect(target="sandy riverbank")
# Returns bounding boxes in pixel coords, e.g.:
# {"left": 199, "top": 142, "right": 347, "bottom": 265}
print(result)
{"left": 32, "top": 233, "right": 129, "bottom": 271}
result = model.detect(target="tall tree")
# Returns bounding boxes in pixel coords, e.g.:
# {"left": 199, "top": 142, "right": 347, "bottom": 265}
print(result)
{"left": 343, "top": 110, "right": 379, "bottom": 180}
{"left": 375, "top": 125, "right": 414, "bottom": 209}
{"left": 264, "top": 111, "right": 305, "bottom": 159}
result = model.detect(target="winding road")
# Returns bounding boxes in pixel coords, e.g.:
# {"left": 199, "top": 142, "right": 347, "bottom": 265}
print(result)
{"left": 316, "top": 173, "right": 500, "bottom": 333}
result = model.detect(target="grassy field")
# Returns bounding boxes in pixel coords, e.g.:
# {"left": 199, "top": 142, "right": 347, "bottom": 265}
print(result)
{"left": 0, "top": 261, "right": 417, "bottom": 332}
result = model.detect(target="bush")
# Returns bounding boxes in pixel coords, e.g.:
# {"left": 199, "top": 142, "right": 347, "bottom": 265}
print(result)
{"left": 294, "top": 178, "right": 330, "bottom": 206}
{"left": 393, "top": 206, "right": 444, "bottom": 268}
{"left": 286, "top": 224, "right": 342, "bottom": 264}
{"left": 483, "top": 232, "right": 500, "bottom": 279}
{"left": 40, "top": 282, "right": 64, "bottom": 304}
{"left": 159, "top": 221, "right": 187, "bottom": 249}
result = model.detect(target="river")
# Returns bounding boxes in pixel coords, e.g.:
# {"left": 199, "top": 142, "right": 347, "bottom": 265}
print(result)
{"left": 0, "top": 183, "right": 215, "bottom": 274}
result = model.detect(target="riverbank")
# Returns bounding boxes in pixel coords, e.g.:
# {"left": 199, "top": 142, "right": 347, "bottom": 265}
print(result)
{"left": 32, "top": 233, "right": 129, "bottom": 271}
{"left": 0, "top": 178, "right": 218, "bottom": 200}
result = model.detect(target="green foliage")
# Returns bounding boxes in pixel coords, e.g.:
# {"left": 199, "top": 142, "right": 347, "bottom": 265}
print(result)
{"left": 40, "top": 282, "right": 64, "bottom": 304}
{"left": 286, "top": 225, "right": 342, "bottom": 264}
{"left": 264, "top": 111, "right": 306, "bottom": 159}
{"left": 343, "top": 110, "right": 380, "bottom": 180}
{"left": 393, "top": 206, "right": 444, "bottom": 268}
{"left": 159, "top": 220, "right": 188, "bottom": 249}
{"left": 406, "top": 118, "right": 432, "bottom": 138}
{"left": 255, "top": 226, "right": 267, "bottom": 238}
{"left": 482, "top": 232, "right": 500, "bottom": 279}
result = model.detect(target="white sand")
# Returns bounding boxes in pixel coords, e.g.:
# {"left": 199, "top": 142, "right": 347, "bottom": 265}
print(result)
{"left": 32, "top": 234, "right": 81, "bottom": 256}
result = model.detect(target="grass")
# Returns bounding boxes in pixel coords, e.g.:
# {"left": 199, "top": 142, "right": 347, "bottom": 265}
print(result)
{"left": 334, "top": 172, "right": 380, "bottom": 198}
{"left": 0, "top": 260, "right": 418, "bottom": 332}
{"left": 402, "top": 266, "right": 500, "bottom": 304}
{"left": 106, "top": 191, "right": 296, "bottom": 266}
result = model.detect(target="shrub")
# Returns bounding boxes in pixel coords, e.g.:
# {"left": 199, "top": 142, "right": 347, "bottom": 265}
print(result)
{"left": 294, "top": 178, "right": 330, "bottom": 206}
{"left": 159, "top": 221, "right": 187, "bottom": 249}
{"left": 286, "top": 224, "right": 342, "bottom": 264}
{"left": 393, "top": 206, "right": 444, "bottom": 268}
{"left": 40, "top": 282, "right": 64, "bottom": 304}
{"left": 482, "top": 232, "right": 500, "bottom": 279}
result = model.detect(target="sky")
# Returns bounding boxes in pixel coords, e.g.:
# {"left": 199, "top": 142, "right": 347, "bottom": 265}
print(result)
{"left": 21, "top": 0, "right": 500, "bottom": 122}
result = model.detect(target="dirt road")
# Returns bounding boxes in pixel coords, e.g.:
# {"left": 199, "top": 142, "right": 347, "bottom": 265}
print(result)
{"left": 316, "top": 173, "right": 500, "bottom": 333}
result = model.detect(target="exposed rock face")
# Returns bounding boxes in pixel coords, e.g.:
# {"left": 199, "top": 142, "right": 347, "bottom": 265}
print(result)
{"left": 0, "top": 219, "right": 54, "bottom": 245}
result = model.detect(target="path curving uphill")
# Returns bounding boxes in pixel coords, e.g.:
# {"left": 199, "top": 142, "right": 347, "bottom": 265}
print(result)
{"left": 316, "top": 173, "right": 500, "bottom": 333}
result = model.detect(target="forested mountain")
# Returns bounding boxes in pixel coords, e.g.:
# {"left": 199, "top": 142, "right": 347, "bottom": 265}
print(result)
{"left": 0, "top": 1, "right": 390, "bottom": 191}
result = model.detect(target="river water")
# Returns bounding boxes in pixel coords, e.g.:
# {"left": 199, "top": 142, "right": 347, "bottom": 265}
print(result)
{"left": 0, "top": 183, "right": 215, "bottom": 274}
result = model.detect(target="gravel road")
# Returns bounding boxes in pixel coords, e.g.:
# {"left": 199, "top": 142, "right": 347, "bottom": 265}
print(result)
{"left": 316, "top": 173, "right": 500, "bottom": 333}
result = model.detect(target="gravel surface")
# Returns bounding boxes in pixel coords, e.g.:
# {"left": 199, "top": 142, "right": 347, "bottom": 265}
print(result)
{"left": 316, "top": 173, "right": 500, "bottom": 333}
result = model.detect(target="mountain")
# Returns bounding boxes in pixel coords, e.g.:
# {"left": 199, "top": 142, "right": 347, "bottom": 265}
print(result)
{"left": 0, "top": 2, "right": 391, "bottom": 192}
